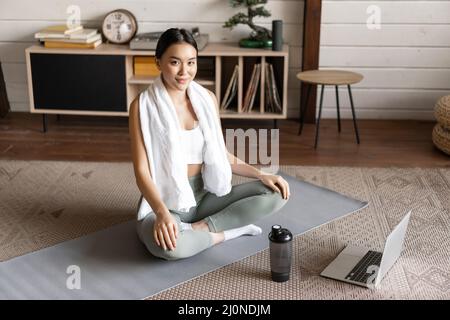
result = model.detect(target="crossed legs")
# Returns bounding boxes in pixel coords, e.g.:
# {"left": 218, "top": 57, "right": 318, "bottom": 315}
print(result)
{"left": 136, "top": 180, "right": 288, "bottom": 261}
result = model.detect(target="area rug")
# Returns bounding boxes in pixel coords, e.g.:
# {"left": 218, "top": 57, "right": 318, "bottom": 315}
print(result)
{"left": 1, "top": 161, "right": 449, "bottom": 299}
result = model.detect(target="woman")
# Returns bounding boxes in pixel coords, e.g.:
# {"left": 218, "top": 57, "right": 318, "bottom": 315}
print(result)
{"left": 129, "top": 28, "right": 290, "bottom": 261}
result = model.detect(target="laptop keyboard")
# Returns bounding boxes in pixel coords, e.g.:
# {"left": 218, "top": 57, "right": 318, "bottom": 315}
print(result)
{"left": 345, "top": 250, "right": 382, "bottom": 283}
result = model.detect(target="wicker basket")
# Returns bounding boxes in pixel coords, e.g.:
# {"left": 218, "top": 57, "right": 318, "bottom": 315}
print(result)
{"left": 435, "top": 95, "right": 450, "bottom": 130}
{"left": 432, "top": 123, "right": 450, "bottom": 156}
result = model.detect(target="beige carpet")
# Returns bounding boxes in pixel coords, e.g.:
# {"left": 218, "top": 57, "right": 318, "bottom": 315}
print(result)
{"left": 1, "top": 160, "right": 449, "bottom": 299}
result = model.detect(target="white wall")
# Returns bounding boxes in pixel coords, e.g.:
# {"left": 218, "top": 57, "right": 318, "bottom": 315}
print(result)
{"left": 316, "top": 0, "right": 450, "bottom": 120}
{"left": 1, "top": 0, "right": 448, "bottom": 120}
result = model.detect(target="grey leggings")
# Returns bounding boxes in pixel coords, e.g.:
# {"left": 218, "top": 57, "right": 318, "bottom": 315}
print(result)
{"left": 136, "top": 173, "right": 288, "bottom": 261}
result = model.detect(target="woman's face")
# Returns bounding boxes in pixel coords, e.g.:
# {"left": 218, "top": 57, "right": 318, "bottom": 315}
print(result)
{"left": 156, "top": 42, "right": 197, "bottom": 92}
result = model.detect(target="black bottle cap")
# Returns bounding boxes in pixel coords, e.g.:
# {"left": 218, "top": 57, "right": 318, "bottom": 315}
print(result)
{"left": 268, "top": 224, "right": 292, "bottom": 243}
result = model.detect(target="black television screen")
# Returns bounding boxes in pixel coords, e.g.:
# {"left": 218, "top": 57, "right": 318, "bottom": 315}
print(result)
{"left": 31, "top": 53, "right": 127, "bottom": 112}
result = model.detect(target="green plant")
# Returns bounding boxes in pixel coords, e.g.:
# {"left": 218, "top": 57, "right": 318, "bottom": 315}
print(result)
{"left": 223, "top": 0, "right": 272, "bottom": 42}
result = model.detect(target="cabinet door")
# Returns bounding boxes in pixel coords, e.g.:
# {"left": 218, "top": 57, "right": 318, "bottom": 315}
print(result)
{"left": 30, "top": 53, "right": 127, "bottom": 112}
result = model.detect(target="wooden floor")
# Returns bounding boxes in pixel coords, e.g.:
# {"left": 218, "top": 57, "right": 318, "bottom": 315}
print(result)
{"left": 0, "top": 112, "right": 448, "bottom": 167}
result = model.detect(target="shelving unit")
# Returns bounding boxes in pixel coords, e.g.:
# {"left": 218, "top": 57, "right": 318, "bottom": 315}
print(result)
{"left": 25, "top": 42, "right": 288, "bottom": 131}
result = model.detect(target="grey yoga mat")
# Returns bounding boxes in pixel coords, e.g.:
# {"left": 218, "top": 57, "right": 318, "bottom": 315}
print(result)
{"left": 0, "top": 171, "right": 368, "bottom": 299}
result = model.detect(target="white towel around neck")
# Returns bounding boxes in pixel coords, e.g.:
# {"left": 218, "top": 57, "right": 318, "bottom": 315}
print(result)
{"left": 136, "top": 75, "right": 232, "bottom": 221}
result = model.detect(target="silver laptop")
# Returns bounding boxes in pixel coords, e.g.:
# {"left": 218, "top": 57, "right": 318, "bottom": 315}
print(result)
{"left": 320, "top": 210, "right": 411, "bottom": 289}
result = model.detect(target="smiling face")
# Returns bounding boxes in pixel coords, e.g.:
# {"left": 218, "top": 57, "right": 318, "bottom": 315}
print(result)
{"left": 156, "top": 42, "right": 197, "bottom": 92}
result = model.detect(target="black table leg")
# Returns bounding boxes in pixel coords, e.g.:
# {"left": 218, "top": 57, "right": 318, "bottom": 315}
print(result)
{"left": 42, "top": 114, "right": 47, "bottom": 133}
{"left": 56, "top": 114, "right": 60, "bottom": 121}
{"left": 314, "top": 85, "right": 325, "bottom": 149}
{"left": 347, "top": 85, "right": 360, "bottom": 144}
{"left": 273, "top": 119, "right": 278, "bottom": 129}
{"left": 335, "top": 85, "right": 341, "bottom": 132}
{"left": 298, "top": 83, "right": 311, "bottom": 135}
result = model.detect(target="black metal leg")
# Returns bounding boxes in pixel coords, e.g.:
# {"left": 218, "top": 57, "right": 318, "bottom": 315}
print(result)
{"left": 314, "top": 85, "right": 325, "bottom": 149}
{"left": 298, "top": 83, "right": 311, "bottom": 135}
{"left": 335, "top": 85, "right": 341, "bottom": 132}
{"left": 347, "top": 85, "right": 360, "bottom": 144}
{"left": 56, "top": 114, "right": 60, "bottom": 121}
{"left": 273, "top": 119, "right": 278, "bottom": 129}
{"left": 42, "top": 114, "right": 47, "bottom": 133}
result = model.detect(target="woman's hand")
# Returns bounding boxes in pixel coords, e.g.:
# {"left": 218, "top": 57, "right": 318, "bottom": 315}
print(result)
{"left": 153, "top": 208, "right": 178, "bottom": 251}
{"left": 258, "top": 173, "right": 290, "bottom": 200}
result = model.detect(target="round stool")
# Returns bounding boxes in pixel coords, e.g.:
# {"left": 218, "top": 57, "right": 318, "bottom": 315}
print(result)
{"left": 432, "top": 124, "right": 450, "bottom": 156}
{"left": 296, "top": 70, "right": 363, "bottom": 148}
{"left": 434, "top": 95, "right": 450, "bottom": 130}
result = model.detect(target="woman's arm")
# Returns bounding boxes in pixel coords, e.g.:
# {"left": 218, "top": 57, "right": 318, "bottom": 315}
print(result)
{"left": 226, "top": 152, "right": 264, "bottom": 179}
{"left": 129, "top": 98, "right": 178, "bottom": 250}
{"left": 129, "top": 98, "right": 167, "bottom": 217}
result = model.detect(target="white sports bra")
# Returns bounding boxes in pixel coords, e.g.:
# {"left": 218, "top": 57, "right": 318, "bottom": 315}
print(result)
{"left": 180, "top": 121, "right": 204, "bottom": 164}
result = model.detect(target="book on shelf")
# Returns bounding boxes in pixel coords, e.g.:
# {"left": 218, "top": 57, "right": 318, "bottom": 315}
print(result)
{"left": 39, "top": 33, "right": 101, "bottom": 44}
{"left": 220, "top": 65, "right": 238, "bottom": 110}
{"left": 265, "top": 73, "right": 271, "bottom": 112}
{"left": 269, "top": 63, "right": 282, "bottom": 113}
{"left": 243, "top": 63, "right": 261, "bottom": 112}
{"left": 242, "top": 64, "right": 257, "bottom": 112}
{"left": 34, "top": 25, "right": 83, "bottom": 39}
{"left": 264, "top": 63, "right": 274, "bottom": 112}
{"left": 134, "top": 56, "right": 160, "bottom": 76}
{"left": 248, "top": 64, "right": 261, "bottom": 112}
{"left": 265, "top": 63, "right": 274, "bottom": 113}
{"left": 264, "top": 63, "right": 282, "bottom": 113}
{"left": 44, "top": 38, "right": 102, "bottom": 49}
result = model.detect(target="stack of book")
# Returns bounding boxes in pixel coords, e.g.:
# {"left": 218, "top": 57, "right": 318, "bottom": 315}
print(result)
{"left": 34, "top": 25, "right": 102, "bottom": 49}
{"left": 264, "top": 63, "right": 282, "bottom": 113}
{"left": 134, "top": 56, "right": 160, "bottom": 76}
{"left": 220, "top": 65, "right": 238, "bottom": 111}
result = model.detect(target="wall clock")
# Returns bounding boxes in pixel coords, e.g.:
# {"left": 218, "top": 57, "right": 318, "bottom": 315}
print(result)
{"left": 102, "top": 9, "right": 138, "bottom": 44}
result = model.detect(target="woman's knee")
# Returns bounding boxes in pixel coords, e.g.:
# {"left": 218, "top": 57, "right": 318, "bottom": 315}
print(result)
{"left": 244, "top": 180, "right": 288, "bottom": 214}
{"left": 152, "top": 246, "right": 186, "bottom": 261}
{"left": 137, "top": 215, "right": 181, "bottom": 260}
{"left": 252, "top": 180, "right": 276, "bottom": 195}
{"left": 137, "top": 215, "right": 212, "bottom": 261}
{"left": 141, "top": 231, "right": 186, "bottom": 261}
{"left": 261, "top": 186, "right": 289, "bottom": 213}
{"left": 149, "top": 233, "right": 213, "bottom": 261}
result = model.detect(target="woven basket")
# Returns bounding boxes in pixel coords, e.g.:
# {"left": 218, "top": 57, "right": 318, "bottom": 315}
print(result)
{"left": 435, "top": 95, "right": 450, "bottom": 129}
{"left": 432, "top": 123, "right": 450, "bottom": 156}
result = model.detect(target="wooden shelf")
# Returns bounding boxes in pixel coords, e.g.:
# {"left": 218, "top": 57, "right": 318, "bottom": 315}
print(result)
{"left": 128, "top": 75, "right": 215, "bottom": 86}
{"left": 26, "top": 42, "right": 289, "bottom": 122}
{"left": 219, "top": 110, "right": 284, "bottom": 119}
{"left": 26, "top": 42, "right": 289, "bottom": 57}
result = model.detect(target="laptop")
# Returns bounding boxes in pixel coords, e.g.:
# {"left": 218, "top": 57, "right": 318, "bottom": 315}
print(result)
{"left": 320, "top": 210, "right": 411, "bottom": 289}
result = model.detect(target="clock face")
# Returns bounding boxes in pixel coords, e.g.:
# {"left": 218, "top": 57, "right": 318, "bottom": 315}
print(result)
{"left": 102, "top": 9, "right": 137, "bottom": 44}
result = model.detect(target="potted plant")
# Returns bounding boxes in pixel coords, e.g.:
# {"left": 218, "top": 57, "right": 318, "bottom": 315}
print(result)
{"left": 223, "top": 0, "right": 272, "bottom": 48}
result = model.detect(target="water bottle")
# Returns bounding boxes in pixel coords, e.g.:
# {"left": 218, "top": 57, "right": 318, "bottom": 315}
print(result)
{"left": 268, "top": 224, "right": 293, "bottom": 282}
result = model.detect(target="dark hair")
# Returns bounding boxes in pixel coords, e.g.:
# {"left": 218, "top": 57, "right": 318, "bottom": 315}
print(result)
{"left": 155, "top": 28, "right": 198, "bottom": 59}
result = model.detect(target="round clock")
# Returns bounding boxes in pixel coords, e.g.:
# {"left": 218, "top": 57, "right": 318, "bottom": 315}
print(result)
{"left": 102, "top": 9, "right": 138, "bottom": 44}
